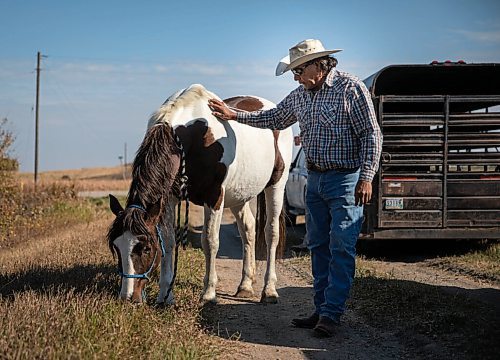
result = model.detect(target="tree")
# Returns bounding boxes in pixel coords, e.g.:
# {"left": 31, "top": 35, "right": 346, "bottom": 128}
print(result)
{"left": 0, "top": 118, "right": 18, "bottom": 171}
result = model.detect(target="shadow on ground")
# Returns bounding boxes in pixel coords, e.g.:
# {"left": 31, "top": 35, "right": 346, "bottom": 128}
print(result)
{"left": 357, "top": 238, "right": 499, "bottom": 263}
{"left": 188, "top": 221, "right": 308, "bottom": 261}
{"left": 202, "top": 278, "right": 500, "bottom": 360}
{"left": 0, "top": 264, "right": 117, "bottom": 299}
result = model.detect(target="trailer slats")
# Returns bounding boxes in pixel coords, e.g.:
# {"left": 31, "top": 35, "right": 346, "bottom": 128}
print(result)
{"left": 373, "top": 94, "right": 500, "bottom": 237}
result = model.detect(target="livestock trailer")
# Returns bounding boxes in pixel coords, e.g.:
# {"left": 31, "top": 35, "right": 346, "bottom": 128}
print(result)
{"left": 361, "top": 62, "right": 500, "bottom": 239}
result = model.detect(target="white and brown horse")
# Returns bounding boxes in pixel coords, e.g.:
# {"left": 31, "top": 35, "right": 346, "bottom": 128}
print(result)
{"left": 108, "top": 84, "right": 293, "bottom": 304}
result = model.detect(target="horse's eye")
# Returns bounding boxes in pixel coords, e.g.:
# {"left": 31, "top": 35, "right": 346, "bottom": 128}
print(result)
{"left": 137, "top": 235, "right": 148, "bottom": 242}
{"left": 132, "top": 240, "right": 149, "bottom": 255}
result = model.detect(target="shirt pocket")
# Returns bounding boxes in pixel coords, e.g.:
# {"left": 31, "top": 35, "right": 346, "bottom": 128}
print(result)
{"left": 320, "top": 104, "right": 349, "bottom": 143}
{"left": 320, "top": 104, "right": 340, "bottom": 127}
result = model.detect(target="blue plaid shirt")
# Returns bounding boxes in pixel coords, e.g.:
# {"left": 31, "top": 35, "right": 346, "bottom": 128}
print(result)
{"left": 236, "top": 69, "right": 382, "bottom": 182}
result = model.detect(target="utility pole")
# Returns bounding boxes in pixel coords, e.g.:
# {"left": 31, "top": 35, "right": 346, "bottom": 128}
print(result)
{"left": 124, "top": 142, "right": 127, "bottom": 179}
{"left": 34, "top": 51, "right": 46, "bottom": 189}
{"left": 34, "top": 52, "right": 41, "bottom": 188}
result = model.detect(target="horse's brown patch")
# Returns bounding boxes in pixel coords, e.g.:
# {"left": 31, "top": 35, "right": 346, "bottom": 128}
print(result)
{"left": 224, "top": 96, "right": 264, "bottom": 112}
{"left": 266, "top": 130, "right": 285, "bottom": 187}
{"left": 175, "top": 120, "right": 227, "bottom": 210}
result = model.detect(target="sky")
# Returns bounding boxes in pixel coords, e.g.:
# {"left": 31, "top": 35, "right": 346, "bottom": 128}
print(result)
{"left": 1, "top": 0, "right": 499, "bottom": 172}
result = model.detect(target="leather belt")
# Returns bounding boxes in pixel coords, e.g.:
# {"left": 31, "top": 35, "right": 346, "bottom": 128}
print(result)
{"left": 306, "top": 161, "right": 357, "bottom": 173}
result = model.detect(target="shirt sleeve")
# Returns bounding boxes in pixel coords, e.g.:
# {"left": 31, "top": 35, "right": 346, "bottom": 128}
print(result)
{"left": 236, "top": 94, "right": 298, "bottom": 130}
{"left": 348, "top": 81, "right": 383, "bottom": 182}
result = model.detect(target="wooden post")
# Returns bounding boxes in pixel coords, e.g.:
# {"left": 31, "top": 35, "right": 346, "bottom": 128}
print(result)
{"left": 34, "top": 52, "right": 41, "bottom": 189}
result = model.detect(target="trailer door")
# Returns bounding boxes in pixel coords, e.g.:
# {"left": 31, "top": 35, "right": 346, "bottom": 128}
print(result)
{"left": 377, "top": 94, "right": 500, "bottom": 234}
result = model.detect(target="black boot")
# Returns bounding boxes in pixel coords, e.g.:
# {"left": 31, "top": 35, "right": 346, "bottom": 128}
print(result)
{"left": 291, "top": 313, "right": 319, "bottom": 329}
{"left": 313, "top": 316, "right": 339, "bottom": 337}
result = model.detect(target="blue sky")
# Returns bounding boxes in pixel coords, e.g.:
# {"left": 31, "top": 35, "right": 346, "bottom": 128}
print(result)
{"left": 1, "top": 0, "right": 499, "bottom": 172}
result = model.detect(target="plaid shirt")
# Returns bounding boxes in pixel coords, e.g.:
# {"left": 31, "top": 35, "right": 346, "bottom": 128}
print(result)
{"left": 237, "top": 69, "right": 382, "bottom": 182}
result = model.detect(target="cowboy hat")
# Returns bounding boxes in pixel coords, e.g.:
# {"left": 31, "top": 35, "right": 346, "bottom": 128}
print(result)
{"left": 275, "top": 39, "right": 342, "bottom": 76}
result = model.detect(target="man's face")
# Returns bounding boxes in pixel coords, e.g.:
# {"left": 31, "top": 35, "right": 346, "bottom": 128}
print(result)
{"left": 292, "top": 61, "right": 324, "bottom": 91}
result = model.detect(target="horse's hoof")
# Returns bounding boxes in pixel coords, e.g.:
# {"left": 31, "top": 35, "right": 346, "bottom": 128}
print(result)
{"left": 157, "top": 293, "right": 175, "bottom": 306}
{"left": 156, "top": 299, "right": 175, "bottom": 307}
{"left": 155, "top": 301, "right": 174, "bottom": 308}
{"left": 201, "top": 295, "right": 218, "bottom": 305}
{"left": 235, "top": 288, "right": 254, "bottom": 298}
{"left": 260, "top": 294, "right": 279, "bottom": 304}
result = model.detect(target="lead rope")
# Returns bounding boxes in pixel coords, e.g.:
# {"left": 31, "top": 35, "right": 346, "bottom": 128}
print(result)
{"left": 175, "top": 132, "right": 189, "bottom": 248}
{"left": 163, "top": 132, "right": 189, "bottom": 304}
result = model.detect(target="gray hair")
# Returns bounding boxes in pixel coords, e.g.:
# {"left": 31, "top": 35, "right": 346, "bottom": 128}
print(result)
{"left": 315, "top": 56, "right": 338, "bottom": 72}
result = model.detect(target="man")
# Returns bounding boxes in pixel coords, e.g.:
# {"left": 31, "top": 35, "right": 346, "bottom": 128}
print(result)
{"left": 208, "top": 39, "right": 382, "bottom": 337}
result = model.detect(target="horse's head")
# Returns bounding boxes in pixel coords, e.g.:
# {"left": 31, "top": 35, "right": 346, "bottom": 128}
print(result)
{"left": 107, "top": 194, "right": 164, "bottom": 304}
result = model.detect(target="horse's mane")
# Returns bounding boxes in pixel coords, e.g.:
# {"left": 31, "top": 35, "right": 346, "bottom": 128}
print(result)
{"left": 127, "top": 123, "right": 180, "bottom": 207}
{"left": 107, "top": 122, "right": 180, "bottom": 249}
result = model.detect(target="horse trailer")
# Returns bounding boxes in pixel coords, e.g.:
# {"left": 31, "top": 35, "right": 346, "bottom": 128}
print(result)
{"left": 361, "top": 62, "right": 500, "bottom": 240}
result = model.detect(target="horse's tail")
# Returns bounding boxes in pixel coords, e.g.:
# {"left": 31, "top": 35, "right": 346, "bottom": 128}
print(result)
{"left": 255, "top": 192, "right": 287, "bottom": 260}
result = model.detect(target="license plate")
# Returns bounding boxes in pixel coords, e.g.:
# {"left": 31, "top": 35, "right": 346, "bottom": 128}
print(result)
{"left": 385, "top": 198, "right": 403, "bottom": 210}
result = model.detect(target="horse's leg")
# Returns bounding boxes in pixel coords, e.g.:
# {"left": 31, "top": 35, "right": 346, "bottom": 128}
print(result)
{"left": 230, "top": 202, "right": 256, "bottom": 298}
{"left": 157, "top": 199, "right": 177, "bottom": 305}
{"left": 201, "top": 201, "right": 224, "bottom": 303}
{"left": 261, "top": 185, "right": 284, "bottom": 303}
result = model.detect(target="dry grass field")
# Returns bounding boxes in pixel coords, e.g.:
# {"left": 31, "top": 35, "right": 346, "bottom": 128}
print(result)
{"left": 17, "top": 165, "right": 132, "bottom": 192}
{"left": 1, "top": 166, "right": 228, "bottom": 359}
{"left": 0, "top": 214, "right": 225, "bottom": 359}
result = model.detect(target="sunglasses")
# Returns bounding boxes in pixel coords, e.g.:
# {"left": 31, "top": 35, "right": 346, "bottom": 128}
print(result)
{"left": 291, "top": 61, "right": 316, "bottom": 76}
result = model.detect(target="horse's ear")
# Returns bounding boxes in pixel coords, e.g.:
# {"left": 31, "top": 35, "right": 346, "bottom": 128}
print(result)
{"left": 109, "top": 194, "right": 124, "bottom": 216}
{"left": 147, "top": 197, "right": 163, "bottom": 223}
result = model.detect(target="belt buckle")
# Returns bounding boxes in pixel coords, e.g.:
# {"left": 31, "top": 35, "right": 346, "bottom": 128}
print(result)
{"left": 307, "top": 162, "right": 327, "bottom": 172}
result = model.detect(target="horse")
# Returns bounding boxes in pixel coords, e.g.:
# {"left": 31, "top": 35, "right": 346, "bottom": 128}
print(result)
{"left": 107, "top": 84, "right": 293, "bottom": 305}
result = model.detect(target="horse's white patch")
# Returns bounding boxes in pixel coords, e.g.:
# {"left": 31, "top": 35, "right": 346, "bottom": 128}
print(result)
{"left": 114, "top": 230, "right": 139, "bottom": 300}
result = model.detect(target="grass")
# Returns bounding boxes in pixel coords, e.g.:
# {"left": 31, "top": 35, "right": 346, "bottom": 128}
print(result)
{"left": 1, "top": 182, "right": 98, "bottom": 249}
{"left": 18, "top": 166, "right": 131, "bottom": 192}
{"left": 0, "top": 170, "right": 227, "bottom": 359}
{"left": 18, "top": 165, "right": 131, "bottom": 182}
{"left": 0, "top": 211, "right": 226, "bottom": 359}
{"left": 2, "top": 166, "right": 131, "bottom": 249}
{"left": 427, "top": 241, "right": 500, "bottom": 284}
{"left": 351, "top": 262, "right": 500, "bottom": 359}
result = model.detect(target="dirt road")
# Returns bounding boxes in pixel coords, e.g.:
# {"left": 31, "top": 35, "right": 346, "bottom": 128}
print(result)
{"left": 188, "top": 204, "right": 499, "bottom": 360}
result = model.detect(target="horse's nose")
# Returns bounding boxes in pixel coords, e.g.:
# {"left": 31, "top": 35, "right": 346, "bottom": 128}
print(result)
{"left": 118, "top": 293, "right": 131, "bottom": 302}
{"left": 130, "top": 294, "right": 144, "bottom": 304}
{"left": 118, "top": 293, "right": 143, "bottom": 304}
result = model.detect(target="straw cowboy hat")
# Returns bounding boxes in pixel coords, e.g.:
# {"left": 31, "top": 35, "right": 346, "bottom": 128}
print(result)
{"left": 275, "top": 39, "right": 342, "bottom": 76}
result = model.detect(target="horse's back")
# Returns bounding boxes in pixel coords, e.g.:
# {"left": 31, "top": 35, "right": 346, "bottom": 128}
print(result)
{"left": 222, "top": 96, "right": 293, "bottom": 206}
{"left": 153, "top": 84, "right": 293, "bottom": 208}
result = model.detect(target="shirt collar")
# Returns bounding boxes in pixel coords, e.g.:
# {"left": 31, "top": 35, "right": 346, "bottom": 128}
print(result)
{"left": 324, "top": 68, "right": 337, "bottom": 88}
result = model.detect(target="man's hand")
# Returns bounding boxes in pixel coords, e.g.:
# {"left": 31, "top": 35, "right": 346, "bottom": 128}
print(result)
{"left": 208, "top": 99, "right": 237, "bottom": 121}
{"left": 355, "top": 180, "right": 372, "bottom": 206}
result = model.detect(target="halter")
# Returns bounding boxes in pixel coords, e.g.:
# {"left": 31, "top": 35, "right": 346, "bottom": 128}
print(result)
{"left": 118, "top": 204, "right": 166, "bottom": 281}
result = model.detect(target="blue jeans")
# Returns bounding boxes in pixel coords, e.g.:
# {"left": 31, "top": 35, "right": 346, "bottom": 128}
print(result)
{"left": 306, "top": 168, "right": 363, "bottom": 323}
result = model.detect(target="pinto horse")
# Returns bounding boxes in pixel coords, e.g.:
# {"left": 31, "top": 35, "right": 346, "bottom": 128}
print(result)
{"left": 108, "top": 84, "right": 293, "bottom": 304}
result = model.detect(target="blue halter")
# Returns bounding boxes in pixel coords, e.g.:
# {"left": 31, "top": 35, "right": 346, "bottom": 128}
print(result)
{"left": 118, "top": 204, "right": 166, "bottom": 280}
